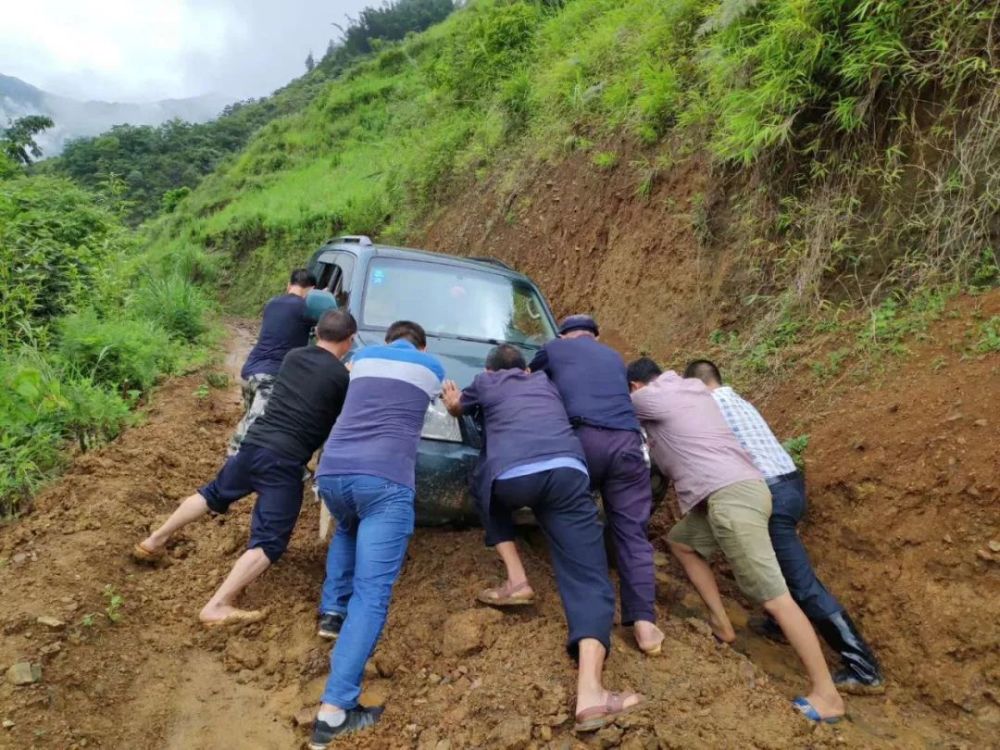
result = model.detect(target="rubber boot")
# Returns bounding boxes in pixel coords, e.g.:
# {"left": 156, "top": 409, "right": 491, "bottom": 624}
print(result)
{"left": 814, "top": 611, "right": 885, "bottom": 695}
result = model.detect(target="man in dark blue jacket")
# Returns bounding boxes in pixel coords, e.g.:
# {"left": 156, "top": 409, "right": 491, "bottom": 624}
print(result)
{"left": 442, "top": 344, "right": 642, "bottom": 732}
{"left": 523, "top": 314, "right": 662, "bottom": 654}
{"left": 227, "top": 268, "right": 317, "bottom": 456}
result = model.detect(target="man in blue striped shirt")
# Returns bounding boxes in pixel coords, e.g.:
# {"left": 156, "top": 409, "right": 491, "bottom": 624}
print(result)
{"left": 685, "top": 359, "right": 884, "bottom": 695}
{"left": 309, "top": 321, "right": 445, "bottom": 747}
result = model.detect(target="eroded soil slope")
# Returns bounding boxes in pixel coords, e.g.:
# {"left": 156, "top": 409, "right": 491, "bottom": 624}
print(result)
{"left": 1, "top": 301, "right": 997, "bottom": 749}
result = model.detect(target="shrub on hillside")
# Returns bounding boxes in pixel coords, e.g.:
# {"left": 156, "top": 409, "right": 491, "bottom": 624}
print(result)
{"left": 57, "top": 311, "right": 178, "bottom": 397}
{"left": 0, "top": 176, "right": 133, "bottom": 348}
{"left": 129, "top": 273, "right": 210, "bottom": 343}
{"left": 0, "top": 351, "right": 132, "bottom": 517}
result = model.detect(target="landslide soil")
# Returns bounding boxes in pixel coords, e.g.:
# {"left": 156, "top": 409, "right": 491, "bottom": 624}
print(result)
{"left": 1, "top": 297, "right": 997, "bottom": 750}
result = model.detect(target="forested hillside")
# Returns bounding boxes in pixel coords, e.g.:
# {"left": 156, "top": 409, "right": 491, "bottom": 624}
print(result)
{"left": 137, "top": 0, "right": 997, "bottom": 378}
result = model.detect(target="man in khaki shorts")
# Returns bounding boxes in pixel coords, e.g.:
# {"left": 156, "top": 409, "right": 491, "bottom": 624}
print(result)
{"left": 626, "top": 358, "right": 845, "bottom": 724}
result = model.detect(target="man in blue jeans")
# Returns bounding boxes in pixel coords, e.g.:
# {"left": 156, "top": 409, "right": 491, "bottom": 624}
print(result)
{"left": 685, "top": 359, "right": 884, "bottom": 694}
{"left": 309, "top": 321, "right": 444, "bottom": 748}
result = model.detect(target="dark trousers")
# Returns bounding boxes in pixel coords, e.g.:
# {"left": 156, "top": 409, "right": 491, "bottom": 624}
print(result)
{"left": 490, "top": 468, "right": 615, "bottom": 657}
{"left": 575, "top": 425, "right": 656, "bottom": 624}
{"left": 768, "top": 471, "right": 843, "bottom": 620}
{"left": 199, "top": 443, "right": 304, "bottom": 563}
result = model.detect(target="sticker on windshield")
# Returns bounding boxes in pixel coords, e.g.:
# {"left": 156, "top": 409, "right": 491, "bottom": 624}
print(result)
{"left": 371, "top": 268, "right": 386, "bottom": 286}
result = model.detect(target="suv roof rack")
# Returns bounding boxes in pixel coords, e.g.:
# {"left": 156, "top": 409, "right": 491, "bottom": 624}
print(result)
{"left": 468, "top": 256, "right": 514, "bottom": 270}
{"left": 329, "top": 235, "right": 373, "bottom": 246}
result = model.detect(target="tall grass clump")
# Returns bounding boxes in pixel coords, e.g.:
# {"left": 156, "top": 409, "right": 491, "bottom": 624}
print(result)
{"left": 1, "top": 164, "right": 214, "bottom": 517}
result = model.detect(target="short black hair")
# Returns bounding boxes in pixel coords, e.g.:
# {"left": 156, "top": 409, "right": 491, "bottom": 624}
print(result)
{"left": 485, "top": 344, "right": 526, "bottom": 372}
{"left": 626, "top": 357, "right": 662, "bottom": 385}
{"left": 316, "top": 309, "right": 357, "bottom": 343}
{"left": 683, "top": 359, "right": 723, "bottom": 385}
{"left": 289, "top": 268, "right": 317, "bottom": 287}
{"left": 385, "top": 320, "right": 427, "bottom": 348}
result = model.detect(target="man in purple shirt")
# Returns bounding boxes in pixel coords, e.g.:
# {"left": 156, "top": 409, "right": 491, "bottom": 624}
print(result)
{"left": 443, "top": 344, "right": 642, "bottom": 733}
{"left": 627, "top": 357, "right": 845, "bottom": 724}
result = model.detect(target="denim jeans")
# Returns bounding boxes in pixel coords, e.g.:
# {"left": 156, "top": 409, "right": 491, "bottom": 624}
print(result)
{"left": 767, "top": 471, "right": 843, "bottom": 620}
{"left": 317, "top": 473, "right": 415, "bottom": 709}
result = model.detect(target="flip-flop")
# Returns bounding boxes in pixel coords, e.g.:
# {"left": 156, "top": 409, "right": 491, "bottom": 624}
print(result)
{"left": 201, "top": 608, "right": 267, "bottom": 629}
{"left": 792, "top": 696, "right": 844, "bottom": 724}
{"left": 477, "top": 580, "right": 535, "bottom": 607}
{"left": 574, "top": 691, "right": 644, "bottom": 732}
{"left": 131, "top": 542, "right": 165, "bottom": 563}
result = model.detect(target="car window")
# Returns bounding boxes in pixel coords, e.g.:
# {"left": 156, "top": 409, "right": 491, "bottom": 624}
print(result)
{"left": 361, "top": 257, "right": 556, "bottom": 345}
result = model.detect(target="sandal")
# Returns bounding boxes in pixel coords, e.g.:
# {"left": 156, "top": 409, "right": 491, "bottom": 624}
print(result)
{"left": 131, "top": 542, "right": 165, "bottom": 563}
{"left": 477, "top": 580, "right": 534, "bottom": 607}
{"left": 636, "top": 624, "right": 665, "bottom": 656}
{"left": 574, "top": 691, "right": 644, "bottom": 732}
{"left": 201, "top": 608, "right": 267, "bottom": 629}
{"left": 792, "top": 696, "right": 844, "bottom": 725}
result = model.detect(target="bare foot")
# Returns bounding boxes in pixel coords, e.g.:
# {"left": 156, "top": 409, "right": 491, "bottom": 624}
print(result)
{"left": 477, "top": 579, "right": 534, "bottom": 607}
{"left": 708, "top": 612, "right": 736, "bottom": 644}
{"left": 633, "top": 620, "right": 665, "bottom": 654}
{"left": 199, "top": 603, "right": 266, "bottom": 627}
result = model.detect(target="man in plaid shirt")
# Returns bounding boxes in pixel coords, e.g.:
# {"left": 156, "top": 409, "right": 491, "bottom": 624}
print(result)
{"left": 685, "top": 359, "right": 884, "bottom": 695}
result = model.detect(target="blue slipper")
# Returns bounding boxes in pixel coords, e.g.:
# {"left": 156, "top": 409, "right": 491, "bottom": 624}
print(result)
{"left": 792, "top": 696, "right": 843, "bottom": 724}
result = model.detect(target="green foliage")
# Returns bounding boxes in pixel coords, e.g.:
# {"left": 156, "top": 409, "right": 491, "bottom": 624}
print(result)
{"left": 0, "top": 349, "right": 132, "bottom": 517}
{"left": 781, "top": 434, "right": 810, "bottom": 471}
{"left": 974, "top": 316, "right": 1000, "bottom": 353}
{"left": 2, "top": 115, "right": 54, "bottom": 164}
{"left": 128, "top": 274, "right": 210, "bottom": 343}
{"left": 0, "top": 175, "right": 134, "bottom": 348}
{"left": 103, "top": 585, "right": 125, "bottom": 623}
{"left": 591, "top": 151, "right": 618, "bottom": 170}
{"left": 57, "top": 311, "right": 178, "bottom": 396}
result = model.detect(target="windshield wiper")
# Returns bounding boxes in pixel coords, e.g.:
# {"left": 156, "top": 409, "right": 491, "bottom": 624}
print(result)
{"left": 451, "top": 334, "right": 541, "bottom": 349}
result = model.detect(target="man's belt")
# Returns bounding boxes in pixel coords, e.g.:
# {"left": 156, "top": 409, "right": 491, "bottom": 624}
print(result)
{"left": 766, "top": 470, "right": 801, "bottom": 487}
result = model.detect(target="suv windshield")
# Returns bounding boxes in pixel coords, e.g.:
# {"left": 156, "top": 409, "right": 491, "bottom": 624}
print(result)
{"left": 362, "top": 257, "right": 556, "bottom": 346}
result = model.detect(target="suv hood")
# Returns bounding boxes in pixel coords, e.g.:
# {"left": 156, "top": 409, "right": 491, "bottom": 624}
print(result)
{"left": 351, "top": 329, "right": 541, "bottom": 387}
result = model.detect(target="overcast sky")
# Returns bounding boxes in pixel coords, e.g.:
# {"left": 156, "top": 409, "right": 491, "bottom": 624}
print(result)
{"left": 1, "top": 0, "right": 372, "bottom": 102}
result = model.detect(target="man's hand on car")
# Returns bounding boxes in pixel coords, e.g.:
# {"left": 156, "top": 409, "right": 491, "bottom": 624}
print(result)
{"left": 441, "top": 380, "right": 462, "bottom": 417}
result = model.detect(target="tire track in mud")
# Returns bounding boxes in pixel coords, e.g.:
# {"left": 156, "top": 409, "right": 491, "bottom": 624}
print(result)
{"left": 0, "top": 320, "right": 990, "bottom": 749}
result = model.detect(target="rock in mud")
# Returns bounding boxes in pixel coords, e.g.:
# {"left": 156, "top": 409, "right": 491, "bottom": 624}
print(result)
{"left": 441, "top": 608, "right": 503, "bottom": 657}
{"left": 225, "top": 639, "right": 262, "bottom": 670}
{"left": 6, "top": 662, "right": 41, "bottom": 686}
{"left": 488, "top": 716, "right": 532, "bottom": 750}
{"left": 36, "top": 616, "right": 65, "bottom": 630}
{"left": 292, "top": 707, "right": 314, "bottom": 727}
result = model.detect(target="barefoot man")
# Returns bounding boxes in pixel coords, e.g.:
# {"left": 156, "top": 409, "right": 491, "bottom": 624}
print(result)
{"left": 626, "top": 357, "right": 845, "bottom": 724}
{"left": 524, "top": 314, "right": 663, "bottom": 655}
{"left": 443, "top": 344, "right": 643, "bottom": 733}
{"left": 132, "top": 310, "right": 356, "bottom": 626}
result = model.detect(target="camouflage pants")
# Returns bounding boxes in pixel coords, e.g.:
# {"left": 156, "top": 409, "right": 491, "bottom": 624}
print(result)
{"left": 226, "top": 374, "right": 276, "bottom": 456}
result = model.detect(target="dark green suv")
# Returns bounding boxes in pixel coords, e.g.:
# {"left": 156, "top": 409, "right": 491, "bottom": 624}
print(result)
{"left": 308, "top": 235, "right": 559, "bottom": 524}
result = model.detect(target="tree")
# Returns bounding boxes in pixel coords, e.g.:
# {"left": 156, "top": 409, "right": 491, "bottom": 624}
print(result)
{"left": 2, "top": 115, "right": 55, "bottom": 165}
{"left": 305, "top": 51, "right": 316, "bottom": 72}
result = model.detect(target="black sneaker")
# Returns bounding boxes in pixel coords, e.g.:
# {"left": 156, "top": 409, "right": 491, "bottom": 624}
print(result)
{"left": 317, "top": 612, "right": 345, "bottom": 640}
{"left": 308, "top": 706, "right": 383, "bottom": 748}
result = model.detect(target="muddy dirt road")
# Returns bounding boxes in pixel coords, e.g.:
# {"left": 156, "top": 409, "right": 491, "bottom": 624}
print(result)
{"left": 1, "top": 311, "right": 996, "bottom": 749}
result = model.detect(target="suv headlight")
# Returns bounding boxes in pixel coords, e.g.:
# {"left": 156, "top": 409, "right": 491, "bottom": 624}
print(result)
{"left": 422, "top": 397, "right": 463, "bottom": 442}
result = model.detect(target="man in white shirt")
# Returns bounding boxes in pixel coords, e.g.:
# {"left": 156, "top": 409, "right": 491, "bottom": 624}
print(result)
{"left": 684, "top": 359, "right": 884, "bottom": 695}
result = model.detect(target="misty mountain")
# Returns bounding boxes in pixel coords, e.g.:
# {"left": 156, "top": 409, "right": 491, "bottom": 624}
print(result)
{"left": 0, "top": 74, "right": 230, "bottom": 157}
